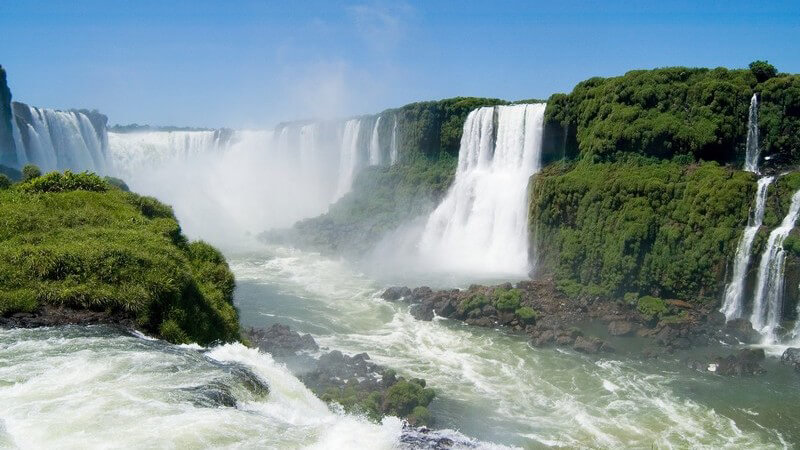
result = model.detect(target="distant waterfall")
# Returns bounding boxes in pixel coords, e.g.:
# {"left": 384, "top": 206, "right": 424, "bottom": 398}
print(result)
{"left": 418, "top": 103, "right": 546, "bottom": 276}
{"left": 390, "top": 117, "right": 398, "bottom": 164}
{"left": 749, "top": 189, "right": 800, "bottom": 342}
{"left": 369, "top": 116, "right": 382, "bottom": 166}
{"left": 334, "top": 119, "right": 364, "bottom": 200}
{"left": 11, "top": 102, "right": 108, "bottom": 173}
{"left": 721, "top": 176, "right": 774, "bottom": 320}
{"left": 744, "top": 94, "right": 760, "bottom": 174}
{"left": 108, "top": 130, "right": 236, "bottom": 179}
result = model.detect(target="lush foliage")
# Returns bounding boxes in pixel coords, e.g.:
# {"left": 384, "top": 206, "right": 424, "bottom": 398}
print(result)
{"left": 0, "top": 174, "right": 10, "bottom": 190}
{"left": 22, "top": 164, "right": 42, "bottom": 181}
{"left": 319, "top": 369, "right": 435, "bottom": 425}
{"left": 0, "top": 173, "right": 240, "bottom": 345}
{"left": 636, "top": 296, "right": 668, "bottom": 320}
{"left": 21, "top": 170, "right": 109, "bottom": 193}
{"left": 544, "top": 65, "right": 800, "bottom": 169}
{"left": 530, "top": 157, "right": 753, "bottom": 301}
{"left": 749, "top": 60, "right": 777, "bottom": 83}
{"left": 284, "top": 156, "right": 457, "bottom": 253}
{"left": 493, "top": 288, "right": 522, "bottom": 311}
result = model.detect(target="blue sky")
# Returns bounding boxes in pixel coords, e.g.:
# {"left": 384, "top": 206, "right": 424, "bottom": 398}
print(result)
{"left": 1, "top": 1, "right": 798, "bottom": 128}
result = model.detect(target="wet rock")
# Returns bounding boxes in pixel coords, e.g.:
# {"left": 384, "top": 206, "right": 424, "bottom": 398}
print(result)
{"left": 666, "top": 299, "right": 693, "bottom": 309}
{"left": 780, "top": 347, "right": 800, "bottom": 371}
{"left": 410, "top": 302, "right": 435, "bottom": 321}
{"left": 465, "top": 317, "right": 493, "bottom": 328}
{"left": 411, "top": 286, "right": 433, "bottom": 301}
{"left": 723, "top": 319, "right": 760, "bottom": 344}
{"left": 533, "top": 330, "right": 555, "bottom": 347}
{"left": 183, "top": 381, "right": 237, "bottom": 408}
{"left": 713, "top": 348, "right": 767, "bottom": 376}
{"left": 244, "top": 324, "right": 319, "bottom": 357}
{"left": 607, "top": 320, "right": 635, "bottom": 337}
{"left": 573, "top": 336, "right": 602, "bottom": 354}
{"left": 382, "top": 286, "right": 412, "bottom": 302}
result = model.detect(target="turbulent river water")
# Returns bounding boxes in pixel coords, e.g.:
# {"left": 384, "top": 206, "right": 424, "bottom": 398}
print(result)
{"left": 2, "top": 246, "right": 800, "bottom": 448}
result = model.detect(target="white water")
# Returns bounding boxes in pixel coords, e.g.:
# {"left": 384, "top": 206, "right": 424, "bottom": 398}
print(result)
{"left": 744, "top": 94, "right": 761, "bottom": 174}
{"left": 334, "top": 119, "right": 364, "bottom": 201}
{"left": 418, "top": 104, "right": 545, "bottom": 276}
{"left": 390, "top": 117, "right": 398, "bottom": 164}
{"left": 11, "top": 104, "right": 108, "bottom": 173}
{"left": 721, "top": 176, "right": 774, "bottom": 321}
{"left": 231, "top": 246, "right": 790, "bottom": 448}
{"left": 750, "top": 189, "right": 800, "bottom": 342}
{"left": 368, "top": 116, "right": 382, "bottom": 166}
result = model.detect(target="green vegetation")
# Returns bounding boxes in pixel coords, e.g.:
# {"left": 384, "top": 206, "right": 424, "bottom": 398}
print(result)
{"left": 636, "top": 296, "right": 668, "bottom": 320}
{"left": 22, "top": 164, "right": 41, "bottom": 181}
{"left": 530, "top": 157, "right": 753, "bottom": 301}
{"left": 319, "top": 369, "right": 435, "bottom": 426}
{"left": 544, "top": 64, "right": 800, "bottom": 169}
{"left": 493, "top": 288, "right": 522, "bottom": 311}
{"left": 0, "top": 174, "right": 10, "bottom": 190}
{"left": 0, "top": 170, "right": 240, "bottom": 345}
{"left": 458, "top": 293, "right": 489, "bottom": 315}
{"left": 515, "top": 306, "right": 538, "bottom": 323}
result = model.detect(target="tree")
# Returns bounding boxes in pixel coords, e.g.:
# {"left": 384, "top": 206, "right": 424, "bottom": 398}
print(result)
{"left": 22, "top": 164, "right": 41, "bottom": 181}
{"left": 750, "top": 60, "right": 777, "bottom": 83}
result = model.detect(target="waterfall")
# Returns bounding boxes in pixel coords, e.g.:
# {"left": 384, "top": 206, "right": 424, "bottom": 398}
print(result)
{"left": 749, "top": 188, "right": 800, "bottom": 342}
{"left": 418, "top": 103, "right": 546, "bottom": 276}
{"left": 389, "top": 116, "right": 398, "bottom": 164}
{"left": 720, "top": 176, "right": 774, "bottom": 320}
{"left": 334, "top": 119, "right": 363, "bottom": 200}
{"left": 744, "top": 94, "right": 760, "bottom": 174}
{"left": 11, "top": 103, "right": 108, "bottom": 173}
{"left": 108, "top": 130, "right": 232, "bottom": 180}
{"left": 368, "top": 116, "right": 382, "bottom": 166}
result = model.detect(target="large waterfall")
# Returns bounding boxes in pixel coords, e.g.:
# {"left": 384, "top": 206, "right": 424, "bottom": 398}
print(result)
{"left": 720, "top": 176, "right": 774, "bottom": 320}
{"left": 418, "top": 103, "right": 546, "bottom": 276}
{"left": 10, "top": 102, "right": 109, "bottom": 173}
{"left": 334, "top": 119, "right": 364, "bottom": 200}
{"left": 749, "top": 189, "right": 800, "bottom": 342}
{"left": 744, "top": 94, "right": 760, "bottom": 173}
{"left": 369, "top": 116, "right": 382, "bottom": 166}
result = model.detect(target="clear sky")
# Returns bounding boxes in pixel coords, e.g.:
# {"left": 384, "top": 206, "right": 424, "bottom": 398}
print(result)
{"left": 1, "top": 1, "right": 798, "bottom": 128}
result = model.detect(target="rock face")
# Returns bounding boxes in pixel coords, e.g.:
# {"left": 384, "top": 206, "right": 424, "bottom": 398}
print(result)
{"left": 780, "top": 347, "right": 800, "bottom": 372}
{"left": 0, "top": 65, "right": 16, "bottom": 168}
{"left": 244, "top": 324, "right": 318, "bottom": 357}
{"left": 690, "top": 348, "right": 767, "bottom": 376}
{"left": 608, "top": 320, "right": 635, "bottom": 336}
{"left": 0, "top": 305, "right": 134, "bottom": 329}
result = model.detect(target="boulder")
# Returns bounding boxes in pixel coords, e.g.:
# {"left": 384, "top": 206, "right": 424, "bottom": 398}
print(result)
{"left": 245, "top": 324, "right": 318, "bottom": 357}
{"left": 607, "top": 320, "right": 635, "bottom": 337}
{"left": 573, "top": 336, "right": 602, "bottom": 354}
{"left": 713, "top": 348, "right": 766, "bottom": 376}
{"left": 780, "top": 347, "right": 800, "bottom": 371}
{"left": 411, "top": 286, "right": 433, "bottom": 301}
{"left": 533, "top": 330, "right": 555, "bottom": 347}
{"left": 382, "top": 286, "right": 412, "bottom": 302}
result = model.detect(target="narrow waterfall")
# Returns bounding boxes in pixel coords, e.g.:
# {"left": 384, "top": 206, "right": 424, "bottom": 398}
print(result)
{"left": 334, "top": 119, "right": 363, "bottom": 200}
{"left": 418, "top": 103, "right": 546, "bottom": 275}
{"left": 744, "top": 93, "right": 760, "bottom": 173}
{"left": 390, "top": 116, "right": 398, "bottom": 164}
{"left": 720, "top": 176, "right": 774, "bottom": 320}
{"left": 11, "top": 102, "right": 108, "bottom": 173}
{"left": 368, "top": 116, "right": 382, "bottom": 166}
{"left": 750, "top": 189, "right": 800, "bottom": 342}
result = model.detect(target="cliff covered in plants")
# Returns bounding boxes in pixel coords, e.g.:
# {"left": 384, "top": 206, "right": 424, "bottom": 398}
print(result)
{"left": 0, "top": 169, "right": 241, "bottom": 345}
{"left": 531, "top": 62, "right": 800, "bottom": 306}
{"left": 0, "top": 65, "right": 16, "bottom": 168}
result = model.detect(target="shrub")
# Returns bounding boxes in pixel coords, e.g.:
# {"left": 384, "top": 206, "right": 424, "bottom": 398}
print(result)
{"left": 637, "top": 296, "right": 668, "bottom": 320}
{"left": 494, "top": 288, "right": 522, "bottom": 311}
{"left": 515, "top": 306, "right": 538, "bottom": 323}
{"left": 784, "top": 235, "right": 800, "bottom": 257}
{"left": 382, "top": 379, "right": 435, "bottom": 417}
{"left": 0, "top": 174, "right": 10, "bottom": 190}
{"left": 458, "top": 293, "right": 489, "bottom": 314}
{"left": 623, "top": 292, "right": 640, "bottom": 305}
{"left": 22, "top": 164, "right": 42, "bottom": 181}
{"left": 104, "top": 176, "right": 130, "bottom": 191}
{"left": 21, "top": 170, "right": 108, "bottom": 193}
{"left": 749, "top": 60, "right": 777, "bottom": 83}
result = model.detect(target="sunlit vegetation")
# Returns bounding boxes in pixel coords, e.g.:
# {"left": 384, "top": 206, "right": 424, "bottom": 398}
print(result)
{"left": 0, "top": 169, "right": 240, "bottom": 345}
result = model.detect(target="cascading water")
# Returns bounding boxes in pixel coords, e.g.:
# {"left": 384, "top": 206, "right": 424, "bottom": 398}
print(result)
{"left": 749, "top": 189, "right": 800, "bottom": 342}
{"left": 418, "top": 103, "right": 545, "bottom": 276}
{"left": 720, "top": 176, "right": 774, "bottom": 321}
{"left": 334, "top": 119, "right": 364, "bottom": 200}
{"left": 11, "top": 102, "right": 108, "bottom": 173}
{"left": 390, "top": 117, "right": 398, "bottom": 164}
{"left": 744, "top": 94, "right": 761, "bottom": 174}
{"left": 368, "top": 116, "right": 382, "bottom": 166}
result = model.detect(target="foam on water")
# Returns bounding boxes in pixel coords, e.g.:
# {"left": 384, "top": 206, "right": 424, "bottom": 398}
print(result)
{"left": 229, "top": 246, "right": 786, "bottom": 448}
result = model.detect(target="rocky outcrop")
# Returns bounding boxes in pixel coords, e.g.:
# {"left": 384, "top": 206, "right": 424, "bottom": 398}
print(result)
{"left": 244, "top": 324, "right": 436, "bottom": 425}
{"left": 780, "top": 347, "right": 800, "bottom": 372}
{"left": 687, "top": 348, "right": 767, "bottom": 376}
{"left": 0, "top": 65, "right": 16, "bottom": 168}
{"left": 0, "top": 305, "right": 135, "bottom": 329}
